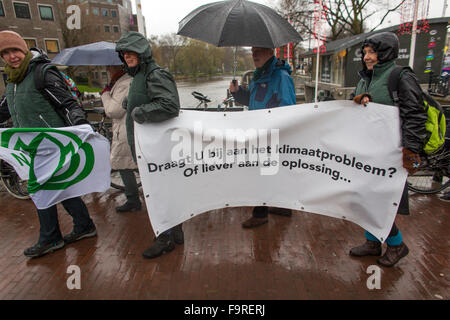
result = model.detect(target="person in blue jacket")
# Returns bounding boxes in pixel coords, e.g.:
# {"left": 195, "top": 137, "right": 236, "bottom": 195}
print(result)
{"left": 230, "top": 47, "right": 296, "bottom": 228}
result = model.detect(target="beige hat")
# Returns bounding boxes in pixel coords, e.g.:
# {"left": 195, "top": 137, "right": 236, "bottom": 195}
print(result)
{"left": 0, "top": 30, "right": 28, "bottom": 55}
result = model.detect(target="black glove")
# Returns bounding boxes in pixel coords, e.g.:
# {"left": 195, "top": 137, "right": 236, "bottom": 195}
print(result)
{"left": 122, "top": 97, "right": 128, "bottom": 110}
{"left": 131, "top": 106, "right": 145, "bottom": 124}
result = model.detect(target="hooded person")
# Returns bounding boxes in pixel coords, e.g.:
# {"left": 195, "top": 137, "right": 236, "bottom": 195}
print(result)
{"left": 229, "top": 47, "right": 296, "bottom": 229}
{"left": 115, "top": 31, "right": 183, "bottom": 259}
{"left": 350, "top": 32, "right": 428, "bottom": 267}
{"left": 0, "top": 30, "right": 96, "bottom": 258}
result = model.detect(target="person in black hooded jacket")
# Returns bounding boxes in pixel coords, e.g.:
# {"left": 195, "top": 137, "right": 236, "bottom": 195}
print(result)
{"left": 0, "top": 31, "right": 96, "bottom": 259}
{"left": 350, "top": 32, "right": 428, "bottom": 267}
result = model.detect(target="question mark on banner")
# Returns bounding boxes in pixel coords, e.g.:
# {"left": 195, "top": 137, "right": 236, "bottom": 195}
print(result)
{"left": 388, "top": 167, "right": 397, "bottom": 178}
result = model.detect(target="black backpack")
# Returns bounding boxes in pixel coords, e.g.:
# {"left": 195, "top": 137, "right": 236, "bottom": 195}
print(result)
{"left": 387, "top": 65, "right": 447, "bottom": 154}
{"left": 33, "top": 63, "right": 85, "bottom": 126}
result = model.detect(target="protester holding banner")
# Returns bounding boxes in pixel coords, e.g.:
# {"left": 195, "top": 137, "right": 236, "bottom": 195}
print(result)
{"left": 101, "top": 65, "right": 141, "bottom": 212}
{"left": 115, "top": 31, "right": 184, "bottom": 259}
{"left": 350, "top": 32, "right": 428, "bottom": 267}
{"left": 0, "top": 31, "right": 97, "bottom": 258}
{"left": 229, "top": 47, "right": 296, "bottom": 228}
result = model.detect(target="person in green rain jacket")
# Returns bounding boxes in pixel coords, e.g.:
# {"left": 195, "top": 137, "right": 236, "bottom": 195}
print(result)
{"left": 115, "top": 31, "right": 183, "bottom": 259}
{"left": 350, "top": 32, "right": 428, "bottom": 267}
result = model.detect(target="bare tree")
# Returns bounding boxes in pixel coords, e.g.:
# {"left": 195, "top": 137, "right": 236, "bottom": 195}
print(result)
{"left": 278, "top": 0, "right": 406, "bottom": 43}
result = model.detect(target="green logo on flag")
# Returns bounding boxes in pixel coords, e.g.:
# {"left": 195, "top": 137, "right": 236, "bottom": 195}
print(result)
{"left": 1, "top": 128, "right": 95, "bottom": 193}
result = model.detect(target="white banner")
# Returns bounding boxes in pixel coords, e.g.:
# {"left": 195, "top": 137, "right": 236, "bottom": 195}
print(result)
{"left": 0, "top": 124, "right": 111, "bottom": 209}
{"left": 135, "top": 101, "right": 408, "bottom": 242}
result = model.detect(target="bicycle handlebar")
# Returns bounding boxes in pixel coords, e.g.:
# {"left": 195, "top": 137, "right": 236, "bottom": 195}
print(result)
{"left": 192, "top": 91, "right": 211, "bottom": 103}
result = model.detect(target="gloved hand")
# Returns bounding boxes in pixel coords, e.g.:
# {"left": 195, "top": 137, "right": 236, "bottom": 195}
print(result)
{"left": 131, "top": 106, "right": 145, "bottom": 124}
{"left": 101, "top": 84, "right": 112, "bottom": 95}
{"left": 353, "top": 93, "right": 371, "bottom": 106}
{"left": 122, "top": 97, "right": 128, "bottom": 110}
{"left": 402, "top": 148, "right": 421, "bottom": 174}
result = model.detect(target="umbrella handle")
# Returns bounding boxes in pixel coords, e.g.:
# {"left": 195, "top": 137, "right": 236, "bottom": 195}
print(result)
{"left": 233, "top": 46, "right": 238, "bottom": 80}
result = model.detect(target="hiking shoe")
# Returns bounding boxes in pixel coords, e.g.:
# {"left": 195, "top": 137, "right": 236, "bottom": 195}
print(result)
{"left": 24, "top": 240, "right": 65, "bottom": 258}
{"left": 172, "top": 224, "right": 184, "bottom": 245}
{"left": 268, "top": 207, "right": 292, "bottom": 216}
{"left": 242, "top": 216, "right": 268, "bottom": 229}
{"left": 142, "top": 233, "right": 175, "bottom": 259}
{"left": 377, "top": 242, "right": 409, "bottom": 267}
{"left": 63, "top": 225, "right": 97, "bottom": 244}
{"left": 349, "top": 240, "right": 382, "bottom": 257}
{"left": 116, "top": 201, "right": 142, "bottom": 212}
{"left": 439, "top": 192, "right": 450, "bottom": 202}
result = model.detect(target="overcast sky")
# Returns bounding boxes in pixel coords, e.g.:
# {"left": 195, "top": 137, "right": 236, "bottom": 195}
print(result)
{"left": 132, "top": 0, "right": 278, "bottom": 36}
{"left": 131, "top": 0, "right": 448, "bottom": 37}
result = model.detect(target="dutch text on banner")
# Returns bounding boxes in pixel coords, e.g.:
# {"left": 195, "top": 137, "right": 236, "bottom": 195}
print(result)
{"left": 135, "top": 100, "right": 408, "bottom": 242}
{"left": 0, "top": 124, "right": 111, "bottom": 209}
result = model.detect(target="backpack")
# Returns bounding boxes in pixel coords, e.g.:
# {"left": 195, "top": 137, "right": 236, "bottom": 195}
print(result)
{"left": 387, "top": 65, "right": 446, "bottom": 155}
{"left": 34, "top": 63, "right": 83, "bottom": 108}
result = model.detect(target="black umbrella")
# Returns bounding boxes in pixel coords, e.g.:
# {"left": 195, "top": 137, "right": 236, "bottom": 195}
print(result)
{"left": 177, "top": 0, "right": 302, "bottom": 48}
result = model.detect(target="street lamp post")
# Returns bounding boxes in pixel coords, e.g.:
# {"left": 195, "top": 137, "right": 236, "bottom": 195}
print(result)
{"left": 408, "top": 0, "right": 419, "bottom": 68}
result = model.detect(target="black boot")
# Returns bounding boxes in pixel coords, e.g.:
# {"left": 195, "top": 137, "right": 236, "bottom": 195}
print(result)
{"left": 142, "top": 233, "right": 175, "bottom": 259}
{"left": 172, "top": 224, "right": 184, "bottom": 244}
{"left": 24, "top": 240, "right": 65, "bottom": 258}
{"left": 349, "top": 240, "right": 382, "bottom": 256}
{"left": 377, "top": 242, "right": 409, "bottom": 267}
{"left": 116, "top": 201, "right": 141, "bottom": 212}
{"left": 268, "top": 207, "right": 292, "bottom": 216}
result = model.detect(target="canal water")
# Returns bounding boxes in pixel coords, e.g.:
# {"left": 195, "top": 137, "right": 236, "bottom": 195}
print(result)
{"left": 176, "top": 76, "right": 235, "bottom": 109}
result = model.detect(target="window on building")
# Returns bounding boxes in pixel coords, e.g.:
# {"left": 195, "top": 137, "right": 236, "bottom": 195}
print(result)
{"left": 113, "top": 26, "right": 119, "bottom": 33}
{"left": 38, "top": 5, "right": 54, "bottom": 21}
{"left": 93, "top": 7, "right": 99, "bottom": 15}
{"left": 0, "top": 1, "right": 5, "bottom": 17}
{"left": 111, "top": 10, "right": 117, "bottom": 18}
{"left": 104, "top": 25, "right": 110, "bottom": 33}
{"left": 102, "top": 72, "right": 107, "bottom": 79}
{"left": 101, "top": 9, "right": 108, "bottom": 16}
{"left": 24, "top": 38, "right": 37, "bottom": 49}
{"left": 14, "top": 2, "right": 31, "bottom": 19}
{"left": 45, "top": 40, "right": 60, "bottom": 54}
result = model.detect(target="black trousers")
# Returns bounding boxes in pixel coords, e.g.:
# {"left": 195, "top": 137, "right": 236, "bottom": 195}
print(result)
{"left": 119, "top": 169, "right": 140, "bottom": 205}
{"left": 37, "top": 197, "right": 94, "bottom": 244}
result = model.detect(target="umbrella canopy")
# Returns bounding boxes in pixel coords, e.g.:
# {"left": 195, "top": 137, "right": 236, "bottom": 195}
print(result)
{"left": 51, "top": 41, "right": 122, "bottom": 66}
{"left": 177, "top": 0, "right": 302, "bottom": 48}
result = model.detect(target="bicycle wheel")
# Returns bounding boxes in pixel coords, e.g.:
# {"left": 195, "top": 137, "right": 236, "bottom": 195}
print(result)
{"left": 407, "top": 170, "right": 450, "bottom": 194}
{"left": 110, "top": 169, "right": 142, "bottom": 191}
{"left": 0, "top": 160, "right": 30, "bottom": 200}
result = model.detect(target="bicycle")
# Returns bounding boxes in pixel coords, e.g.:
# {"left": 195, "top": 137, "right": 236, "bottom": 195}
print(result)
{"left": 0, "top": 120, "right": 30, "bottom": 200}
{"left": 407, "top": 144, "right": 450, "bottom": 194}
{"left": 187, "top": 91, "right": 241, "bottom": 111}
{"left": 83, "top": 102, "right": 141, "bottom": 191}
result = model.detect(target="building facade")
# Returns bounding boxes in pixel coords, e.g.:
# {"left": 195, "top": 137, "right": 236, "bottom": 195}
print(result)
{"left": 0, "top": 0, "right": 142, "bottom": 93}
{"left": 300, "top": 17, "right": 450, "bottom": 102}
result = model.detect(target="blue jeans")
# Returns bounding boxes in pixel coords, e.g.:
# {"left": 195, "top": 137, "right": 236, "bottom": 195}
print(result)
{"left": 37, "top": 197, "right": 94, "bottom": 244}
